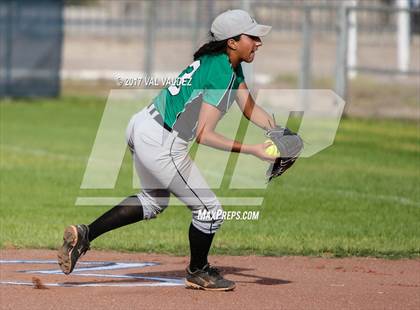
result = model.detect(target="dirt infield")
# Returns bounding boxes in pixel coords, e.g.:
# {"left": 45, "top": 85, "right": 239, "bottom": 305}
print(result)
{"left": 1, "top": 249, "right": 419, "bottom": 310}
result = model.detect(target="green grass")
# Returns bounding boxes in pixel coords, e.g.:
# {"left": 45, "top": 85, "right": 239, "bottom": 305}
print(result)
{"left": 1, "top": 96, "right": 419, "bottom": 258}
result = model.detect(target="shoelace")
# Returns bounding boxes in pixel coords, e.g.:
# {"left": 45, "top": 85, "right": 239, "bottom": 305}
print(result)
{"left": 205, "top": 265, "right": 223, "bottom": 279}
{"left": 76, "top": 228, "right": 90, "bottom": 256}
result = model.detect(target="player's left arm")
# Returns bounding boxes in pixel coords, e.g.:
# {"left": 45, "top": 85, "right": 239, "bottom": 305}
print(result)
{"left": 236, "top": 82, "right": 276, "bottom": 131}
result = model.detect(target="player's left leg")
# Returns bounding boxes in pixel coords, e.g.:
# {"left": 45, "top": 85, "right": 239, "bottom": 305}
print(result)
{"left": 165, "top": 142, "right": 235, "bottom": 291}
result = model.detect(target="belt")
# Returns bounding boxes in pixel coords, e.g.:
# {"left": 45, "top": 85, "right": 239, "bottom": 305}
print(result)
{"left": 147, "top": 104, "right": 189, "bottom": 142}
{"left": 147, "top": 105, "right": 173, "bottom": 132}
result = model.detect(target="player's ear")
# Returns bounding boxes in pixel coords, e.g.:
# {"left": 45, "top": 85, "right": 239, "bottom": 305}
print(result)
{"left": 227, "top": 37, "right": 239, "bottom": 50}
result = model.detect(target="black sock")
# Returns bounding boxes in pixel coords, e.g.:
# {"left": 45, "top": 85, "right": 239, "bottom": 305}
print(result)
{"left": 88, "top": 195, "right": 143, "bottom": 242}
{"left": 189, "top": 223, "right": 215, "bottom": 271}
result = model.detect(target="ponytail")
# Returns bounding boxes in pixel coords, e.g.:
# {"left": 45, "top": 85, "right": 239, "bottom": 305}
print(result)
{"left": 193, "top": 32, "right": 241, "bottom": 60}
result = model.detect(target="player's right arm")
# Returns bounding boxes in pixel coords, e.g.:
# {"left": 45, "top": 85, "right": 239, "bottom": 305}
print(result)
{"left": 236, "top": 82, "right": 276, "bottom": 130}
{"left": 195, "top": 102, "right": 276, "bottom": 163}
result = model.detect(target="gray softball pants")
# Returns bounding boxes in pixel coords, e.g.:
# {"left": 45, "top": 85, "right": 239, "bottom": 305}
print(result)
{"left": 125, "top": 106, "right": 223, "bottom": 234}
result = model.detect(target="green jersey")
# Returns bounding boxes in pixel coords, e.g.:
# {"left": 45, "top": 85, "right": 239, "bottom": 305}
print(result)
{"left": 152, "top": 53, "right": 245, "bottom": 141}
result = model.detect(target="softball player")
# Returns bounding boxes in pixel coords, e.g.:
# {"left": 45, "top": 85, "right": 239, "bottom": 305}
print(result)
{"left": 58, "top": 9, "right": 276, "bottom": 291}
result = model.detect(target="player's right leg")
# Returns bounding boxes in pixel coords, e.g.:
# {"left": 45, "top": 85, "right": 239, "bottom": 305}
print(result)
{"left": 58, "top": 107, "right": 171, "bottom": 275}
{"left": 57, "top": 224, "right": 90, "bottom": 275}
{"left": 57, "top": 195, "right": 145, "bottom": 275}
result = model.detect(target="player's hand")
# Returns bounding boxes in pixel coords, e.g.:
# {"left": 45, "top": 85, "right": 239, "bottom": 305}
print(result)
{"left": 248, "top": 142, "right": 277, "bottom": 163}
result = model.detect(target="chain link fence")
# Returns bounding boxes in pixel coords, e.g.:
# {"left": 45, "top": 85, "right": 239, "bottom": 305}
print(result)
{"left": 1, "top": 0, "right": 419, "bottom": 118}
{"left": 60, "top": 1, "right": 419, "bottom": 83}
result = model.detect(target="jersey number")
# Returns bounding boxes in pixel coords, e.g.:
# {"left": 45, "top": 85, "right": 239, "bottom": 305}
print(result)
{"left": 168, "top": 60, "right": 201, "bottom": 96}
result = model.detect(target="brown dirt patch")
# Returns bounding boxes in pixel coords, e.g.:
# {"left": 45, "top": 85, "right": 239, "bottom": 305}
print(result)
{"left": 1, "top": 249, "right": 419, "bottom": 310}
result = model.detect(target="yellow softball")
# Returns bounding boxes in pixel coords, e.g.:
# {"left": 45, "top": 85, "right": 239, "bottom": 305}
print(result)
{"left": 265, "top": 139, "right": 280, "bottom": 157}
